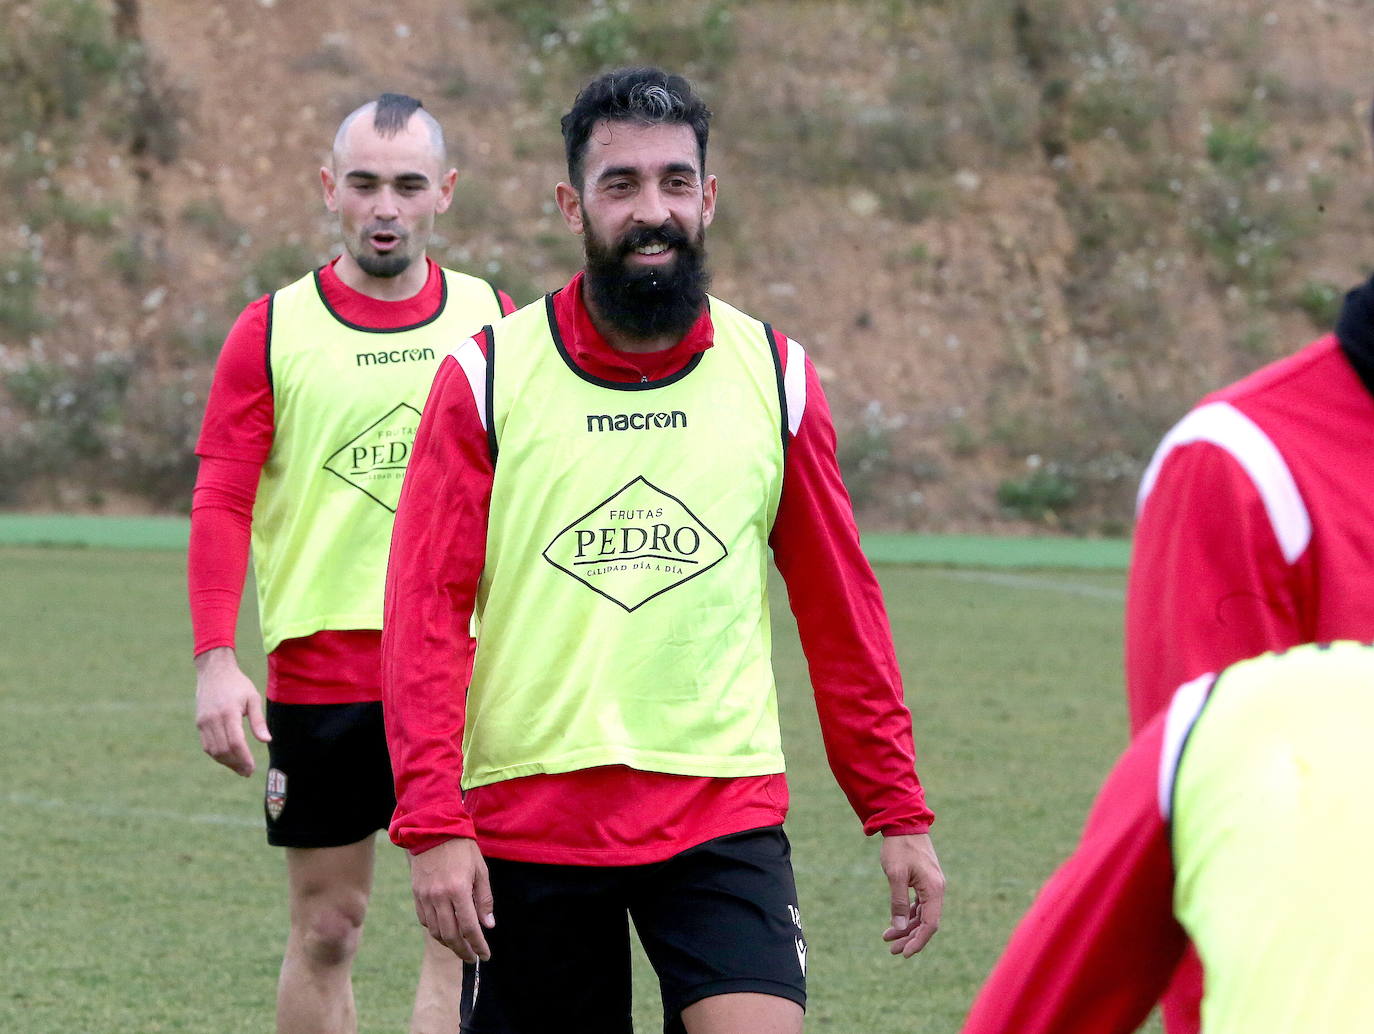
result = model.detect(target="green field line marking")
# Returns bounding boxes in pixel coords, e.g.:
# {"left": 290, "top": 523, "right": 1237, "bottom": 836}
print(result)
{"left": 0, "top": 514, "right": 189, "bottom": 550}
{"left": 0, "top": 514, "right": 1131, "bottom": 569}
{"left": 932, "top": 569, "right": 1125, "bottom": 601}
{"left": 4, "top": 700, "right": 188, "bottom": 715}
{"left": 3, "top": 791, "right": 259, "bottom": 829}
{"left": 862, "top": 532, "right": 1129, "bottom": 570}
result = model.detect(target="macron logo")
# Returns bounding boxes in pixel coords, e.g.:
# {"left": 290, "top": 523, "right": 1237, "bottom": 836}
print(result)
{"left": 355, "top": 347, "right": 436, "bottom": 366}
{"left": 586, "top": 411, "right": 687, "bottom": 433}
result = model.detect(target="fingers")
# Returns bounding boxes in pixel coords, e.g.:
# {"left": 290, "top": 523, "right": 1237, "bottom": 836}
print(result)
{"left": 473, "top": 858, "right": 496, "bottom": 930}
{"left": 889, "top": 859, "right": 945, "bottom": 958}
{"left": 915, "top": 862, "right": 946, "bottom": 940}
{"left": 246, "top": 692, "right": 273, "bottom": 745}
{"left": 411, "top": 843, "right": 494, "bottom": 963}
{"left": 194, "top": 663, "right": 265, "bottom": 777}
{"left": 417, "top": 894, "right": 490, "bottom": 962}
{"left": 196, "top": 711, "right": 255, "bottom": 777}
{"left": 451, "top": 889, "right": 493, "bottom": 962}
{"left": 887, "top": 870, "right": 912, "bottom": 936}
{"left": 878, "top": 834, "right": 946, "bottom": 958}
{"left": 421, "top": 892, "right": 476, "bottom": 962}
{"left": 892, "top": 903, "right": 938, "bottom": 957}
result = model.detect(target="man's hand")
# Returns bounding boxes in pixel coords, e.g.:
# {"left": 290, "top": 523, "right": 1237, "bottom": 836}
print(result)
{"left": 410, "top": 838, "right": 495, "bottom": 962}
{"left": 194, "top": 646, "right": 271, "bottom": 777}
{"left": 880, "top": 832, "right": 945, "bottom": 957}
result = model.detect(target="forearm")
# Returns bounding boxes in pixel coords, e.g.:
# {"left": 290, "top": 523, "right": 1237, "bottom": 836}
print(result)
{"left": 383, "top": 353, "right": 492, "bottom": 850}
{"left": 772, "top": 359, "right": 931, "bottom": 833}
{"left": 188, "top": 456, "right": 261, "bottom": 655}
{"left": 190, "top": 298, "right": 273, "bottom": 655}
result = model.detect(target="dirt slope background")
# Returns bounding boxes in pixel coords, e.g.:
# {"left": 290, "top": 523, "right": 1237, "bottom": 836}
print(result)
{"left": 2, "top": 0, "right": 1370, "bottom": 531}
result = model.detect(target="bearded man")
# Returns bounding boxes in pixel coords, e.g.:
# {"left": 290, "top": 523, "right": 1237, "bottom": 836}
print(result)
{"left": 381, "top": 68, "right": 945, "bottom": 1034}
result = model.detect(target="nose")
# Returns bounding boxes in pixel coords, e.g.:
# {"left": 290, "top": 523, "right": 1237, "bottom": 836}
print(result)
{"left": 631, "top": 184, "right": 670, "bottom": 227}
{"left": 372, "top": 185, "right": 402, "bottom": 220}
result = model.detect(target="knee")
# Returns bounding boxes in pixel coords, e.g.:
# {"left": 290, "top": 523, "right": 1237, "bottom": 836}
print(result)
{"left": 295, "top": 902, "right": 366, "bottom": 969}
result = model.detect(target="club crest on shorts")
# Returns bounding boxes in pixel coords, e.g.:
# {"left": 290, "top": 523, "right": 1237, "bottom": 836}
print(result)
{"left": 265, "top": 768, "right": 287, "bottom": 821}
{"left": 788, "top": 904, "right": 807, "bottom": 974}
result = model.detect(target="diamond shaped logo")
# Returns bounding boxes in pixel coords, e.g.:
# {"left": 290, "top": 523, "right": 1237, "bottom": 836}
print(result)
{"left": 322, "top": 402, "right": 421, "bottom": 512}
{"left": 543, "top": 476, "right": 728, "bottom": 611}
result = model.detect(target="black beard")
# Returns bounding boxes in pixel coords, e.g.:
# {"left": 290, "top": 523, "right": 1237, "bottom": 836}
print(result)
{"left": 350, "top": 222, "right": 414, "bottom": 279}
{"left": 583, "top": 223, "right": 710, "bottom": 342}
{"left": 354, "top": 250, "right": 412, "bottom": 278}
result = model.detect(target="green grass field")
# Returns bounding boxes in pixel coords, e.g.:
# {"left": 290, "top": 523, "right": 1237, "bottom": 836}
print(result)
{"left": 0, "top": 544, "right": 1159, "bottom": 1033}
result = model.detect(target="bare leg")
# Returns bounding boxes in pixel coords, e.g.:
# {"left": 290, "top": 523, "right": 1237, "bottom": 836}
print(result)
{"left": 277, "top": 838, "right": 376, "bottom": 1034}
{"left": 681, "top": 992, "right": 804, "bottom": 1034}
{"left": 409, "top": 929, "right": 463, "bottom": 1034}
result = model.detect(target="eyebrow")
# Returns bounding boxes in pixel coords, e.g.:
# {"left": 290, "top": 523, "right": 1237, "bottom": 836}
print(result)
{"left": 595, "top": 161, "right": 699, "bottom": 183}
{"left": 344, "top": 170, "right": 432, "bottom": 185}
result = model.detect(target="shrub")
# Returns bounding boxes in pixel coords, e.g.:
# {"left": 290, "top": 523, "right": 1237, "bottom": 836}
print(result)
{"left": 181, "top": 198, "right": 246, "bottom": 249}
{"left": 1294, "top": 279, "right": 1344, "bottom": 330}
{"left": 240, "top": 243, "right": 315, "bottom": 302}
{"left": 0, "top": 255, "right": 49, "bottom": 336}
{"left": 997, "top": 466, "right": 1078, "bottom": 523}
{"left": 3, "top": 350, "right": 134, "bottom": 462}
{"left": 836, "top": 401, "right": 896, "bottom": 510}
{"left": 1205, "top": 119, "right": 1271, "bottom": 176}
{"left": 1188, "top": 175, "right": 1313, "bottom": 292}
{"left": 0, "top": 0, "right": 130, "bottom": 133}
{"left": 479, "top": 0, "right": 738, "bottom": 83}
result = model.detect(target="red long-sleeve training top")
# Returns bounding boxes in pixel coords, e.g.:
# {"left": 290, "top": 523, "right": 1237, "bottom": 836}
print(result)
{"left": 382, "top": 272, "right": 934, "bottom": 865}
{"left": 188, "top": 257, "right": 513, "bottom": 703}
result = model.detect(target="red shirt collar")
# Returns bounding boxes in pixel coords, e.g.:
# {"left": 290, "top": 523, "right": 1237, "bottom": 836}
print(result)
{"left": 551, "top": 271, "right": 714, "bottom": 384}
{"left": 317, "top": 256, "right": 444, "bottom": 329}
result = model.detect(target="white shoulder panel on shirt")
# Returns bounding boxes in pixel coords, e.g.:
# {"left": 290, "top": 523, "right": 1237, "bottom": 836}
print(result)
{"left": 1135, "top": 400, "right": 1311, "bottom": 564}
{"left": 1157, "top": 671, "right": 1216, "bottom": 822}
{"left": 450, "top": 336, "right": 488, "bottom": 432}
{"left": 784, "top": 338, "right": 808, "bottom": 437}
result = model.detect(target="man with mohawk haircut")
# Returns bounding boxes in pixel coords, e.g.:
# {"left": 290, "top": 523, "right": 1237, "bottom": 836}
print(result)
{"left": 384, "top": 68, "right": 945, "bottom": 1033}
{"left": 189, "top": 93, "right": 512, "bottom": 1033}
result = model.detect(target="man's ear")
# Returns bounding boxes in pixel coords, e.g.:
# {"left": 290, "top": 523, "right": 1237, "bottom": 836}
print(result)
{"left": 321, "top": 166, "right": 339, "bottom": 212}
{"left": 436, "top": 167, "right": 459, "bottom": 215}
{"left": 701, "top": 173, "right": 718, "bottom": 228}
{"left": 555, "top": 181, "right": 585, "bottom": 235}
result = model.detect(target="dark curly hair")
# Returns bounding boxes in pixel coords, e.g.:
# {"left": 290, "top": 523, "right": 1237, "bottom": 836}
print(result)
{"left": 561, "top": 67, "right": 711, "bottom": 190}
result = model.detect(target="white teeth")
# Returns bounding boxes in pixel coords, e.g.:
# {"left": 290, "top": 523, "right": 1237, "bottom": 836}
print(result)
{"left": 635, "top": 242, "right": 668, "bottom": 254}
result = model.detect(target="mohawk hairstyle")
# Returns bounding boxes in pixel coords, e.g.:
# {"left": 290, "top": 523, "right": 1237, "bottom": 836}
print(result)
{"left": 373, "top": 92, "right": 425, "bottom": 136}
{"left": 561, "top": 67, "right": 712, "bottom": 189}
{"left": 332, "top": 92, "right": 446, "bottom": 163}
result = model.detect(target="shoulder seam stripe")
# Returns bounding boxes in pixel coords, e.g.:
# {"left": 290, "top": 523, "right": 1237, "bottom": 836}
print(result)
{"left": 483, "top": 326, "right": 497, "bottom": 465}
{"left": 1137, "top": 401, "right": 1311, "bottom": 564}
{"left": 763, "top": 323, "right": 788, "bottom": 453}
{"left": 264, "top": 291, "right": 276, "bottom": 395}
{"left": 1158, "top": 671, "right": 1216, "bottom": 823}
{"left": 451, "top": 335, "right": 488, "bottom": 432}
{"left": 784, "top": 338, "right": 807, "bottom": 436}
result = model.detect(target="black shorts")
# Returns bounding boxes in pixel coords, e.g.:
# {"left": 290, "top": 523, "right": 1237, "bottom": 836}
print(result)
{"left": 460, "top": 826, "right": 807, "bottom": 1034}
{"left": 263, "top": 700, "right": 396, "bottom": 848}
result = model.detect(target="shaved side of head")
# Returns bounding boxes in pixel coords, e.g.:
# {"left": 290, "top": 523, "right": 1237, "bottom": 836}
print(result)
{"left": 332, "top": 93, "right": 447, "bottom": 167}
